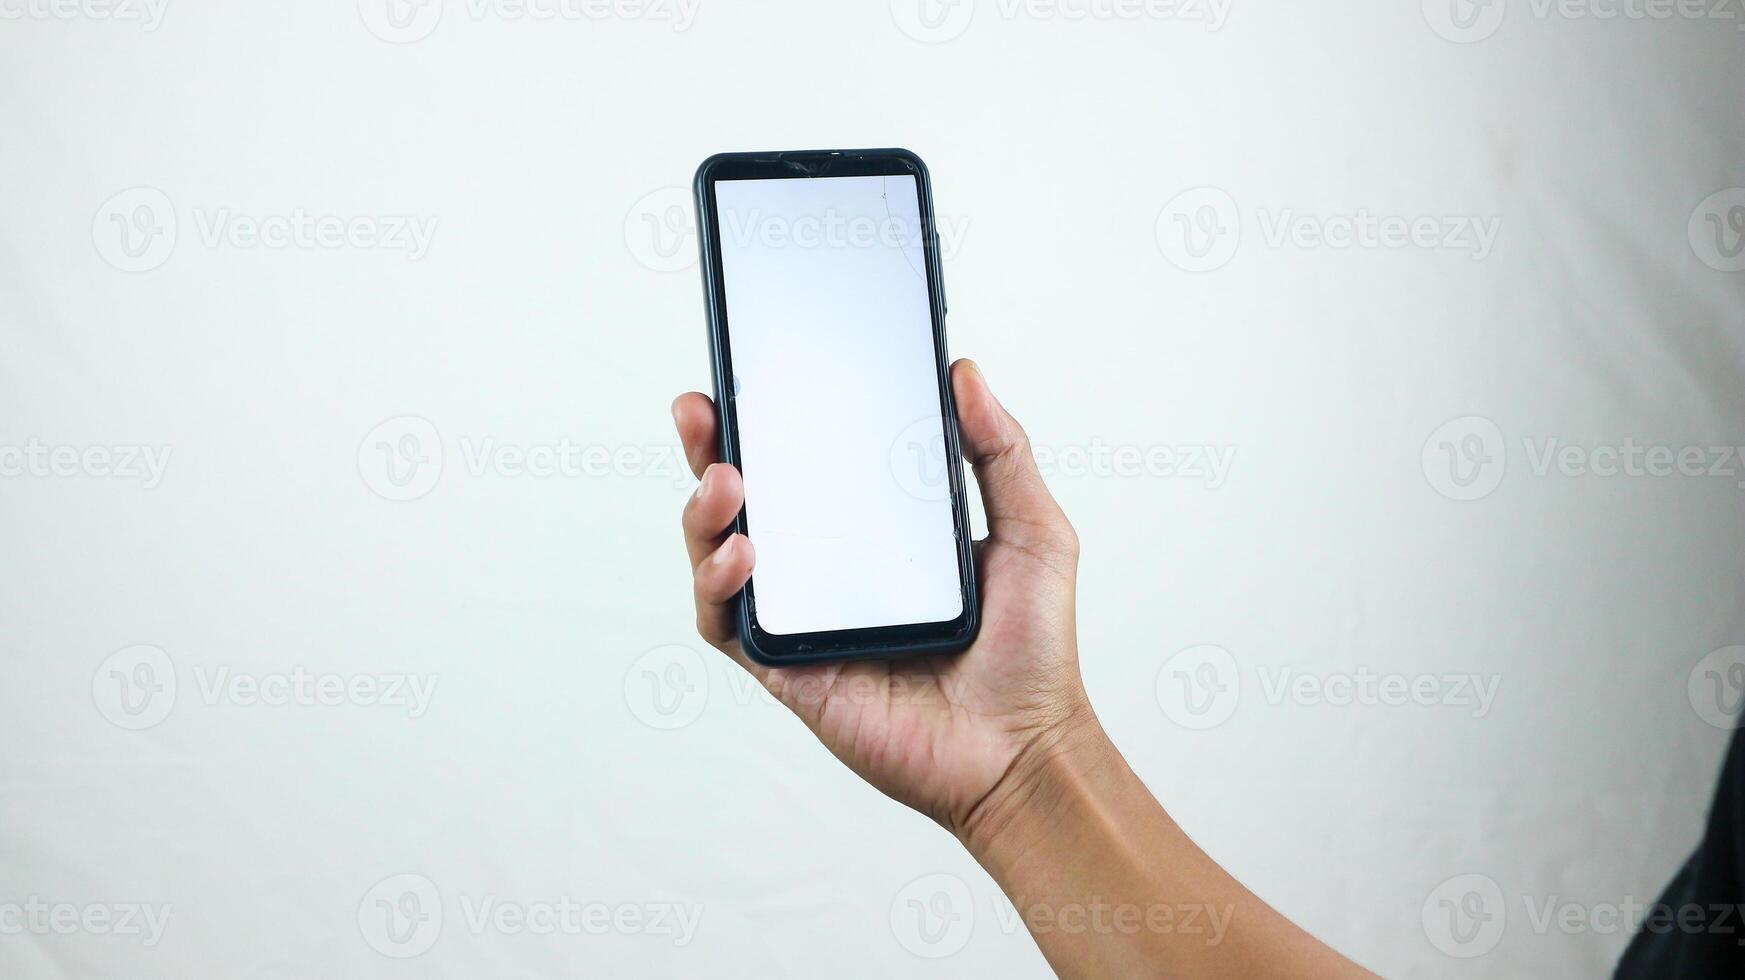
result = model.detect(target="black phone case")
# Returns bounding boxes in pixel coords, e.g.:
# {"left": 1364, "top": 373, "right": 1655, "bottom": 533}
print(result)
{"left": 693, "top": 148, "right": 980, "bottom": 666}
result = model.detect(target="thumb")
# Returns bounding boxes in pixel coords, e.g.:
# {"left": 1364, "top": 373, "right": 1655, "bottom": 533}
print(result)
{"left": 950, "top": 359, "right": 1078, "bottom": 560}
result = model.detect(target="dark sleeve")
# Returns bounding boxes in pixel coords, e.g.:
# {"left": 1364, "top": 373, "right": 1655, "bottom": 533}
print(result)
{"left": 1615, "top": 727, "right": 1745, "bottom": 978}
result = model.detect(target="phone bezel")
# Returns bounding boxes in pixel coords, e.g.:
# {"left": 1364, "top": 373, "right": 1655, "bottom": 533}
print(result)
{"left": 693, "top": 148, "right": 980, "bottom": 665}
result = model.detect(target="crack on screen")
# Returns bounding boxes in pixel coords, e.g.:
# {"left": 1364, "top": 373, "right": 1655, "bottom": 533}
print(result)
{"left": 882, "top": 175, "right": 927, "bottom": 285}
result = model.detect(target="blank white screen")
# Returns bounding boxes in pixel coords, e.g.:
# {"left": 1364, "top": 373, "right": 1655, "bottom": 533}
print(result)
{"left": 714, "top": 174, "right": 963, "bottom": 636}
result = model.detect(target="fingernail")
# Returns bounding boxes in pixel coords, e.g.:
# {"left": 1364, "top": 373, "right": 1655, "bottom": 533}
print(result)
{"left": 694, "top": 464, "right": 714, "bottom": 500}
{"left": 963, "top": 359, "right": 984, "bottom": 384}
{"left": 713, "top": 535, "right": 738, "bottom": 565}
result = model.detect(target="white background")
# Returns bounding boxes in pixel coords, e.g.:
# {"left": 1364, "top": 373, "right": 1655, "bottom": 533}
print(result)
{"left": 3, "top": 1, "right": 1744, "bottom": 977}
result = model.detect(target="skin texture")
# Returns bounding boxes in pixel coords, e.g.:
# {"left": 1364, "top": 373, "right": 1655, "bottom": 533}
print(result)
{"left": 673, "top": 359, "right": 1375, "bottom": 978}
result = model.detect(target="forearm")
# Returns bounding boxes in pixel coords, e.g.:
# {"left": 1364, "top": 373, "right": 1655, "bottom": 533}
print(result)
{"left": 959, "top": 709, "right": 1374, "bottom": 979}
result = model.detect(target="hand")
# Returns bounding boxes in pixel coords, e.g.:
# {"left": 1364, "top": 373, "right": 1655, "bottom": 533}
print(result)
{"left": 674, "top": 361, "right": 1374, "bottom": 979}
{"left": 671, "top": 359, "right": 1094, "bottom": 841}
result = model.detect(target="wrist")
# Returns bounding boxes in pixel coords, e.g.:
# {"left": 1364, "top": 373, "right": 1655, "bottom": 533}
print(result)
{"left": 955, "top": 694, "right": 1118, "bottom": 864}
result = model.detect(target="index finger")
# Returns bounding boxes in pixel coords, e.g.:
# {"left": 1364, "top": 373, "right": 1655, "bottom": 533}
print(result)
{"left": 671, "top": 392, "right": 719, "bottom": 480}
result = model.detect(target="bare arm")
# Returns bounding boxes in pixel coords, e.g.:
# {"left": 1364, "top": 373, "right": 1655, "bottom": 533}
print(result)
{"left": 672, "top": 359, "right": 1373, "bottom": 977}
{"left": 961, "top": 706, "right": 1371, "bottom": 978}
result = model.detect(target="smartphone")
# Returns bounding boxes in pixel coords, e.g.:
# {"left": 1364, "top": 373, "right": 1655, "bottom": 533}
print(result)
{"left": 693, "top": 148, "right": 979, "bottom": 666}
